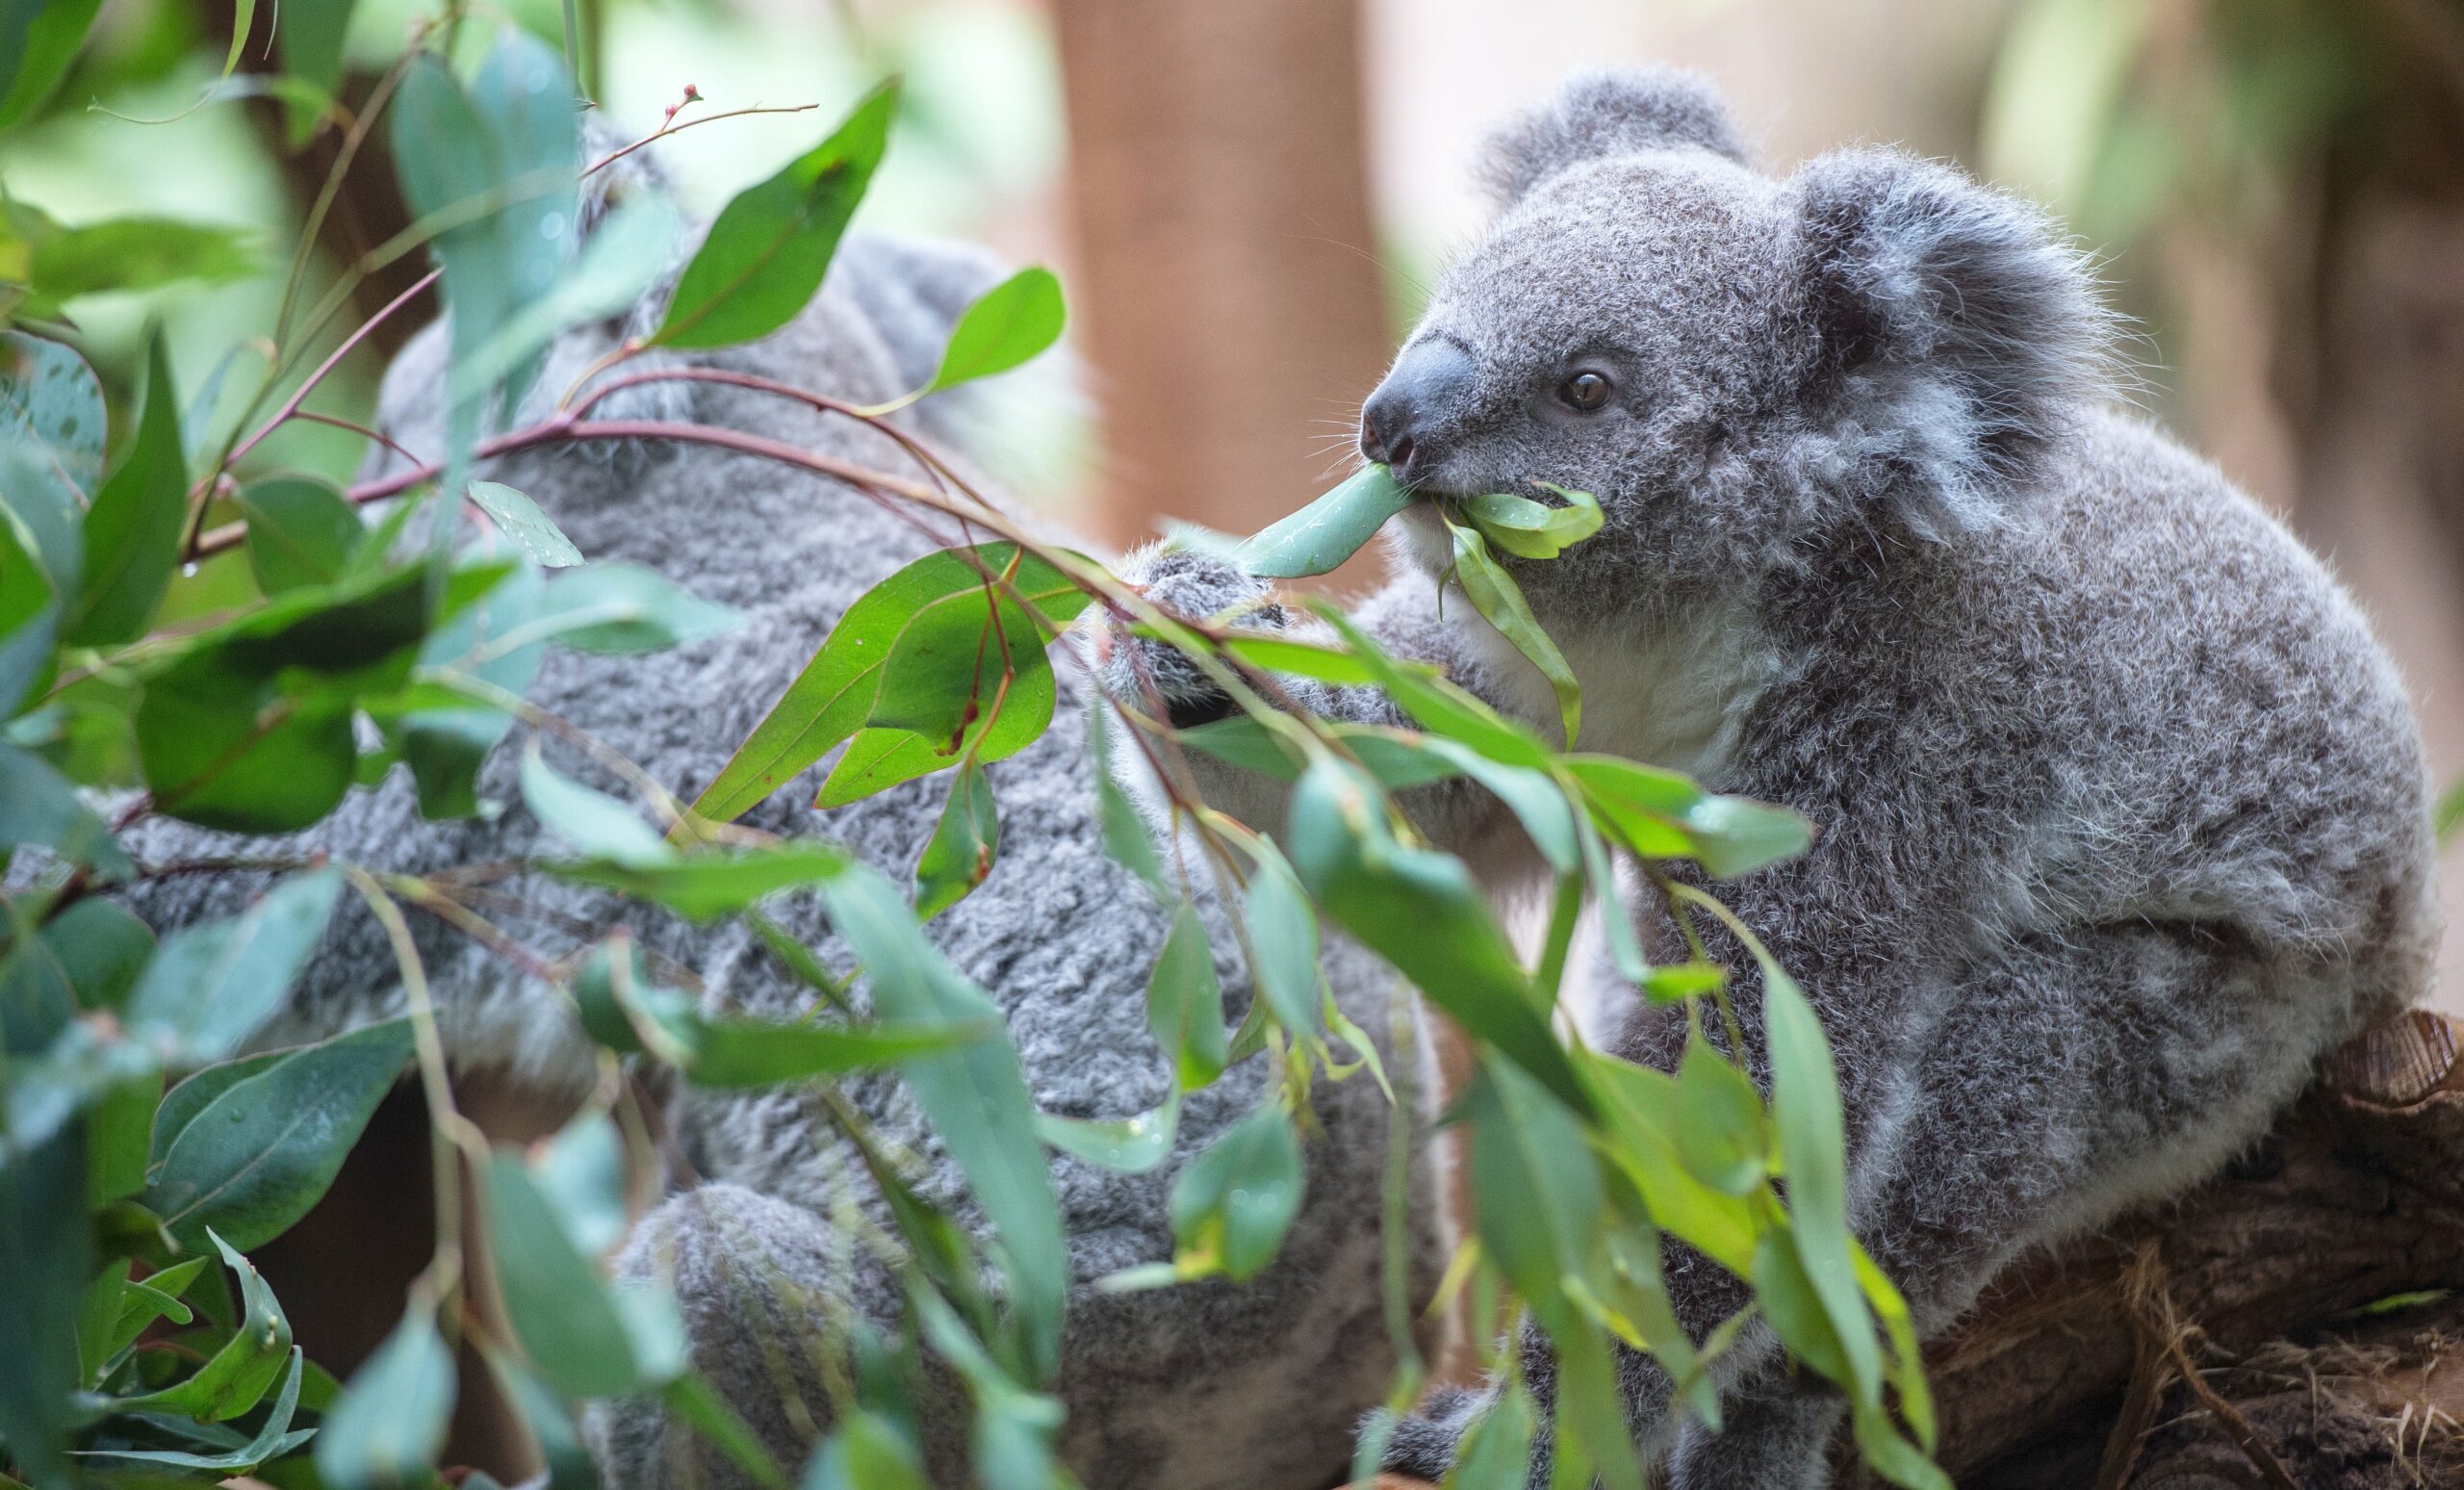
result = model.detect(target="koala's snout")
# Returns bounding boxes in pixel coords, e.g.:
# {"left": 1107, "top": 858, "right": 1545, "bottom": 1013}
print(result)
{"left": 1360, "top": 337, "right": 1475, "bottom": 489}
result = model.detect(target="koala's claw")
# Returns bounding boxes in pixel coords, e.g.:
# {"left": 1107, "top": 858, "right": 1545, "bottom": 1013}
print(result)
{"left": 1096, "top": 546, "right": 1283, "bottom": 729}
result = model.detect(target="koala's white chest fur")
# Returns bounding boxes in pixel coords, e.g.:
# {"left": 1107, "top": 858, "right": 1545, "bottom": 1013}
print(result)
{"left": 1463, "top": 592, "right": 1785, "bottom": 785}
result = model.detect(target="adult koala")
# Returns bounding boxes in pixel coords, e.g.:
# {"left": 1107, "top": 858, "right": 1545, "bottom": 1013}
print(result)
{"left": 1096, "top": 68, "right": 2437, "bottom": 1487}
{"left": 113, "top": 144, "right": 1446, "bottom": 1489}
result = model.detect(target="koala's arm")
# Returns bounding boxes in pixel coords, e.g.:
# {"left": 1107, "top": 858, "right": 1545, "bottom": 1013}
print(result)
{"left": 1094, "top": 545, "right": 1513, "bottom": 860}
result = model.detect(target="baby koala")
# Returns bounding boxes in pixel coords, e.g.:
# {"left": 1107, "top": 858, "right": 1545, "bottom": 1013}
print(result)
{"left": 1098, "top": 67, "right": 2438, "bottom": 1488}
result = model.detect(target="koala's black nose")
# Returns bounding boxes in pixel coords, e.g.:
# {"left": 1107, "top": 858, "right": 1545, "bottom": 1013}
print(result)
{"left": 1360, "top": 338, "right": 1475, "bottom": 488}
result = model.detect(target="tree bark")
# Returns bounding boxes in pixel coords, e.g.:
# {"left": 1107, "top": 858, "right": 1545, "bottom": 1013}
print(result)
{"left": 1048, "top": 0, "right": 1395, "bottom": 580}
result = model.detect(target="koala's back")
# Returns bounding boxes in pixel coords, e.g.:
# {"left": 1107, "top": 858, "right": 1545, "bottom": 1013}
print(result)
{"left": 1744, "top": 404, "right": 2435, "bottom": 1031}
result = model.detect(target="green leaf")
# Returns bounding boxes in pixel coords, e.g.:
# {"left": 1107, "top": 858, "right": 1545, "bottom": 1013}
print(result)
{"left": 1413, "top": 736, "right": 1579, "bottom": 873}
{"left": 395, "top": 559, "right": 542, "bottom": 820}
{"left": 1168, "top": 1102, "right": 1303, "bottom": 1282}
{"left": 805, "top": 1410, "right": 930, "bottom": 1490}
{"left": 1144, "top": 901, "right": 1226, "bottom": 1091}
{"left": 29, "top": 218, "right": 256, "bottom": 302}
{"left": 116, "top": 1233, "right": 293, "bottom": 1421}
{"left": 0, "top": 0, "right": 103, "bottom": 132}
{"left": 913, "top": 758, "right": 999, "bottom": 919}
{"left": 467, "top": 479, "right": 580, "bottom": 567}
{"left": 653, "top": 81, "right": 897, "bottom": 349}
{"left": 548, "top": 841, "right": 850, "bottom": 921}
{"left": 1089, "top": 700, "right": 1168, "bottom": 898}
{"left": 691, "top": 543, "right": 1087, "bottom": 823}
{"left": 532, "top": 561, "right": 741, "bottom": 655}
{"left": 1313, "top": 605, "right": 1554, "bottom": 770}
{"left": 1456, "top": 483, "right": 1603, "bottom": 561}
{"left": 1239, "top": 464, "right": 1417, "bottom": 578}
{"left": 1761, "top": 957, "right": 1883, "bottom": 1402}
{"left": 390, "top": 33, "right": 580, "bottom": 437}
{"left": 38, "top": 897, "right": 152, "bottom": 1015}
{"left": 1460, "top": 1057, "right": 1601, "bottom": 1310}
{"left": 152, "top": 1049, "right": 286, "bottom": 1159}
{"left": 1035, "top": 1092, "right": 1178, "bottom": 1174}
{"left": 1582, "top": 1051, "right": 1758, "bottom": 1276}
{"left": 314, "top": 1303, "right": 455, "bottom": 1490}
{"left": 685, "top": 1016, "right": 988, "bottom": 1089}
{"left": 101, "top": 1253, "right": 209, "bottom": 1362}
{"left": 124, "top": 869, "right": 343, "bottom": 1063}
{"left": 912, "top": 267, "right": 1064, "bottom": 398}
{"left": 1672, "top": 1035, "right": 1769, "bottom": 1195}
{"left": 483, "top": 1349, "right": 600, "bottom": 1490}
{"left": 521, "top": 739, "right": 668, "bottom": 864}
{"left": 239, "top": 475, "right": 362, "bottom": 595}
{"left": 866, "top": 585, "right": 1049, "bottom": 748}
{"left": 484, "top": 1151, "right": 643, "bottom": 1398}
{"left": 1441, "top": 1384, "right": 1536, "bottom": 1490}
{"left": 80, "top": 1347, "right": 314, "bottom": 1471}
{"left": 661, "top": 1372, "right": 785, "bottom": 1490}
{"left": 1240, "top": 835, "right": 1322, "bottom": 1037}
{"left": 0, "top": 737, "right": 131, "bottom": 878}
{"left": 144, "top": 1018, "right": 414, "bottom": 1251}
{"left": 1282, "top": 756, "right": 1592, "bottom": 1118}
{"left": 447, "top": 196, "right": 680, "bottom": 403}
{"left": 276, "top": 0, "right": 358, "bottom": 145}
{"left": 0, "top": 1121, "right": 89, "bottom": 1487}
{"left": 135, "top": 568, "right": 435, "bottom": 832}
{"left": 66, "top": 328, "right": 186, "bottom": 646}
{"left": 530, "top": 1111, "right": 628, "bottom": 1257}
{"left": 1444, "top": 515, "right": 1579, "bottom": 747}
{"left": 0, "top": 330, "right": 105, "bottom": 494}
{"left": 1681, "top": 792, "right": 1814, "bottom": 880}
{"left": 814, "top": 861, "right": 1066, "bottom": 1377}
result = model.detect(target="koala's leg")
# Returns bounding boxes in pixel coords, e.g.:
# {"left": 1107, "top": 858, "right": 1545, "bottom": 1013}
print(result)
{"left": 1665, "top": 921, "right": 2330, "bottom": 1490}
{"left": 586, "top": 1182, "right": 960, "bottom": 1490}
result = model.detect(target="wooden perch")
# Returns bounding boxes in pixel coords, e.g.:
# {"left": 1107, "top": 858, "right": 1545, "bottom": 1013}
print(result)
{"left": 1369, "top": 1011, "right": 2464, "bottom": 1489}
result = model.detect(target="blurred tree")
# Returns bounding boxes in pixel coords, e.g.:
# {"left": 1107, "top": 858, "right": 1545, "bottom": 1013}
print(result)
{"left": 1050, "top": 0, "right": 1394, "bottom": 574}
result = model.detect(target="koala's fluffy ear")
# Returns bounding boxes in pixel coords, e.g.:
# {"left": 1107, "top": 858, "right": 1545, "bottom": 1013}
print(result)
{"left": 1790, "top": 149, "right": 2114, "bottom": 530}
{"left": 1476, "top": 67, "right": 1750, "bottom": 206}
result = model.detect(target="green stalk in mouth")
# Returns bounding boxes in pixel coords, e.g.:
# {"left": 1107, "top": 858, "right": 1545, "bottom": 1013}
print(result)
{"left": 1228, "top": 465, "right": 1602, "bottom": 746}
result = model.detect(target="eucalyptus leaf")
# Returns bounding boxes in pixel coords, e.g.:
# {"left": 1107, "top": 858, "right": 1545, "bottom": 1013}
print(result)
{"left": 1239, "top": 464, "right": 1416, "bottom": 579}
{"left": 0, "top": 329, "right": 105, "bottom": 494}
{"left": 238, "top": 475, "right": 363, "bottom": 595}
{"left": 67, "top": 328, "right": 186, "bottom": 647}
{"left": 484, "top": 1152, "right": 643, "bottom": 1398}
{"left": 1444, "top": 514, "right": 1579, "bottom": 747}
{"left": 690, "top": 543, "right": 1087, "bottom": 826}
{"left": 653, "top": 81, "right": 896, "bottom": 349}
{"left": 144, "top": 1018, "right": 414, "bottom": 1251}
{"left": 1144, "top": 901, "right": 1226, "bottom": 1092}
{"left": 1168, "top": 1103, "right": 1303, "bottom": 1282}
{"left": 1035, "top": 1092, "right": 1178, "bottom": 1174}
{"left": 913, "top": 758, "right": 999, "bottom": 919}
{"left": 1456, "top": 483, "right": 1603, "bottom": 560}
{"left": 314, "top": 1303, "right": 454, "bottom": 1490}
{"left": 911, "top": 267, "right": 1065, "bottom": 398}
{"left": 468, "top": 481, "right": 580, "bottom": 568}
{"left": 124, "top": 869, "right": 343, "bottom": 1064}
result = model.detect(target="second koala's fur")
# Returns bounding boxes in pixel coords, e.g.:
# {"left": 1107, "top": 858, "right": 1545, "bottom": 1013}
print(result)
{"left": 112, "top": 158, "right": 1447, "bottom": 1487}
{"left": 1101, "top": 69, "right": 2438, "bottom": 1488}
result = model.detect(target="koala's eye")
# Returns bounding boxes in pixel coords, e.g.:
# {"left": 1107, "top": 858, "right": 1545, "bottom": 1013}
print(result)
{"left": 1557, "top": 370, "right": 1613, "bottom": 412}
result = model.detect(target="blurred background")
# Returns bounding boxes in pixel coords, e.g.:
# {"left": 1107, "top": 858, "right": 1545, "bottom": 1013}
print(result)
{"left": 6, "top": 0, "right": 2461, "bottom": 995}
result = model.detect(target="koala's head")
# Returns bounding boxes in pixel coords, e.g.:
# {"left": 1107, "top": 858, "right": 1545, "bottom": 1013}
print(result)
{"left": 1366, "top": 68, "right": 2116, "bottom": 606}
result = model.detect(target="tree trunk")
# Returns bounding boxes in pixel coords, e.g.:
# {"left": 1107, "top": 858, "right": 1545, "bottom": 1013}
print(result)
{"left": 1048, "top": 0, "right": 1394, "bottom": 581}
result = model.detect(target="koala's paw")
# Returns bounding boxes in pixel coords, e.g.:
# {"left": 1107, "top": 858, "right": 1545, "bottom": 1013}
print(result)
{"left": 1092, "top": 545, "right": 1284, "bottom": 730}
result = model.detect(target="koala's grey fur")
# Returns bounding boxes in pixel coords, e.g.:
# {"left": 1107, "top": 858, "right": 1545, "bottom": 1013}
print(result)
{"left": 111, "top": 145, "right": 1448, "bottom": 1489}
{"left": 1100, "top": 67, "right": 2438, "bottom": 1489}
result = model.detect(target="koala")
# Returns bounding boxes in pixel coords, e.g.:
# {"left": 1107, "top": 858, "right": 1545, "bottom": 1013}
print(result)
{"left": 1097, "top": 68, "right": 2439, "bottom": 1488}
{"left": 112, "top": 143, "right": 1448, "bottom": 1489}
